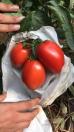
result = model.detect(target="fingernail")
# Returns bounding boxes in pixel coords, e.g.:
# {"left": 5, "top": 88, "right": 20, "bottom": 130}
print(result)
{"left": 13, "top": 25, "right": 20, "bottom": 31}
{"left": 10, "top": 5, "right": 19, "bottom": 11}
{"left": 16, "top": 16, "right": 25, "bottom": 22}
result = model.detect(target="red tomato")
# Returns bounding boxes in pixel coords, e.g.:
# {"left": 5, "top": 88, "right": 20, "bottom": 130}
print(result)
{"left": 22, "top": 60, "right": 46, "bottom": 90}
{"left": 36, "top": 40, "right": 64, "bottom": 73}
{"left": 10, "top": 42, "right": 30, "bottom": 68}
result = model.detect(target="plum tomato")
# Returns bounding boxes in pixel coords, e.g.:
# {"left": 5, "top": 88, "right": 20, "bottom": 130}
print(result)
{"left": 22, "top": 60, "right": 46, "bottom": 90}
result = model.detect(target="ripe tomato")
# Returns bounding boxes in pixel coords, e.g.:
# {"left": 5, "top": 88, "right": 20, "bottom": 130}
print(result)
{"left": 10, "top": 42, "right": 30, "bottom": 68}
{"left": 36, "top": 40, "right": 64, "bottom": 73}
{"left": 22, "top": 60, "right": 46, "bottom": 90}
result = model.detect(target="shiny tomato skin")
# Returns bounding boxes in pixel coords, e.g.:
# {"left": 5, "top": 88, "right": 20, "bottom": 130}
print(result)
{"left": 36, "top": 40, "right": 64, "bottom": 73}
{"left": 22, "top": 60, "right": 46, "bottom": 90}
{"left": 10, "top": 42, "right": 30, "bottom": 68}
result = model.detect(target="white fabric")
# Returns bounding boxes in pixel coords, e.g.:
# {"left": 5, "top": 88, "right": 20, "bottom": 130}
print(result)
{"left": 1, "top": 26, "right": 74, "bottom": 132}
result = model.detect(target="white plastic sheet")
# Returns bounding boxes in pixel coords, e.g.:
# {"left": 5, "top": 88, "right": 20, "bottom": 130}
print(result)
{"left": 1, "top": 26, "right": 74, "bottom": 132}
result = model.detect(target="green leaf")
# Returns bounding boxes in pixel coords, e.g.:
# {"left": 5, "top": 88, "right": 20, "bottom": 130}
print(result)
{"left": 24, "top": 0, "right": 32, "bottom": 8}
{"left": 70, "top": 9, "right": 74, "bottom": 19}
{"left": 60, "top": 118, "right": 65, "bottom": 130}
{"left": 53, "top": 116, "right": 65, "bottom": 128}
{"left": 1, "top": 0, "right": 13, "bottom": 4}
{"left": 72, "top": 114, "right": 74, "bottom": 121}
{"left": 20, "top": 10, "right": 50, "bottom": 31}
{"left": 70, "top": 13, "right": 74, "bottom": 19}
{"left": 47, "top": 1, "right": 74, "bottom": 50}
{"left": 61, "top": 102, "right": 67, "bottom": 115}
{"left": 1, "top": 0, "right": 20, "bottom": 4}
{"left": 11, "top": 0, "right": 20, "bottom": 4}
{"left": 21, "top": 0, "right": 33, "bottom": 14}
{"left": 69, "top": 85, "right": 74, "bottom": 96}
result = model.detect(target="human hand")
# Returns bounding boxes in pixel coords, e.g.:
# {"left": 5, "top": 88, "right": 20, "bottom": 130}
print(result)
{"left": 0, "top": 93, "right": 40, "bottom": 131}
{"left": 0, "top": 2, "right": 24, "bottom": 32}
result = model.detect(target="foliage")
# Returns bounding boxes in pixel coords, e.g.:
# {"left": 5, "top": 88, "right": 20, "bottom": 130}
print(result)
{"left": 1, "top": 0, "right": 74, "bottom": 50}
{"left": 0, "top": 0, "right": 74, "bottom": 131}
{"left": 20, "top": 10, "right": 50, "bottom": 31}
{"left": 44, "top": 90, "right": 74, "bottom": 132}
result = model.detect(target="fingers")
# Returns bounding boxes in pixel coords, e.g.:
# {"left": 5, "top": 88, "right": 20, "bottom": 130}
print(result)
{"left": 10, "top": 109, "right": 39, "bottom": 130}
{"left": 0, "top": 24, "right": 20, "bottom": 32}
{"left": 23, "top": 108, "right": 39, "bottom": 121}
{"left": 12, "top": 98, "right": 40, "bottom": 111}
{"left": 15, "top": 121, "right": 30, "bottom": 130}
{"left": 0, "top": 14, "right": 24, "bottom": 24}
{"left": 0, "top": 108, "right": 39, "bottom": 129}
{"left": 0, "top": 93, "right": 6, "bottom": 102}
{"left": 0, "top": 2, "right": 19, "bottom": 12}
{"left": 0, "top": 99, "right": 40, "bottom": 130}
{"left": 16, "top": 108, "right": 39, "bottom": 123}
{"left": 0, "top": 3, "right": 23, "bottom": 32}
{"left": 0, "top": 14, "right": 24, "bottom": 32}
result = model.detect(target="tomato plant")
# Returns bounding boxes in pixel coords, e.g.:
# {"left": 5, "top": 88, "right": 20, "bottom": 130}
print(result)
{"left": 36, "top": 40, "right": 64, "bottom": 73}
{"left": 10, "top": 42, "right": 30, "bottom": 68}
{"left": 22, "top": 60, "right": 46, "bottom": 90}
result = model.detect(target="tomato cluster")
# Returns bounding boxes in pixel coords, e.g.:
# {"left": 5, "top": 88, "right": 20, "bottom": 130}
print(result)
{"left": 10, "top": 40, "right": 64, "bottom": 90}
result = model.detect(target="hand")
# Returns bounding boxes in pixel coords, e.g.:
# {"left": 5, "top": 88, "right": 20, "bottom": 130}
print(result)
{"left": 0, "top": 2, "right": 24, "bottom": 32}
{"left": 0, "top": 93, "right": 40, "bottom": 132}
